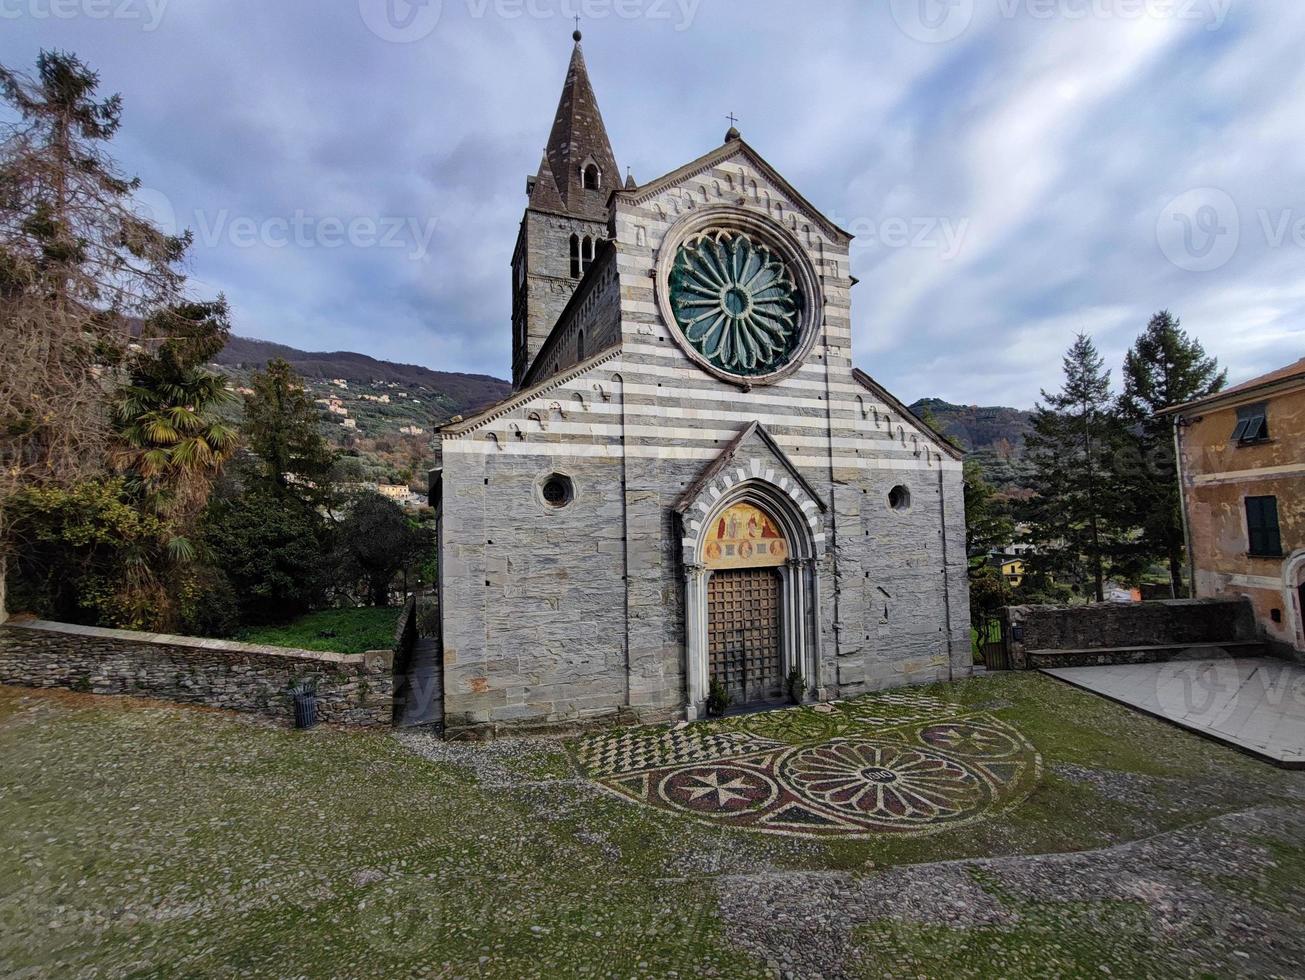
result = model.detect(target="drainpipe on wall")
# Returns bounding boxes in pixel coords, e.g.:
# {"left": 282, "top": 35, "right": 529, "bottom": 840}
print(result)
{"left": 1173, "top": 414, "right": 1198, "bottom": 599}
{"left": 938, "top": 464, "right": 955, "bottom": 683}
{"left": 616, "top": 373, "right": 632, "bottom": 716}
{"left": 820, "top": 294, "right": 842, "bottom": 666}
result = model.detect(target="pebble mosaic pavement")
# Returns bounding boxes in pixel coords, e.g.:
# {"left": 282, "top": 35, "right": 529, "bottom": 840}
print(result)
{"left": 570, "top": 690, "right": 1042, "bottom": 838}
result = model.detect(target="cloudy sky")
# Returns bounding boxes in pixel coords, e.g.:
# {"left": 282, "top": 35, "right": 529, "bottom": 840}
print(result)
{"left": 2, "top": 0, "right": 1302, "bottom": 406}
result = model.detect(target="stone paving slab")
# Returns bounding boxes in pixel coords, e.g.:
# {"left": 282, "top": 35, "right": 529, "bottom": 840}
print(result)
{"left": 1043, "top": 657, "right": 1305, "bottom": 768}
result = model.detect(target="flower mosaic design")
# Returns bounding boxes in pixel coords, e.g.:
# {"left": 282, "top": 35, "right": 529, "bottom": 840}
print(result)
{"left": 668, "top": 231, "right": 802, "bottom": 377}
{"left": 920, "top": 721, "right": 1024, "bottom": 759}
{"left": 571, "top": 692, "right": 1042, "bottom": 839}
{"left": 782, "top": 742, "right": 987, "bottom": 827}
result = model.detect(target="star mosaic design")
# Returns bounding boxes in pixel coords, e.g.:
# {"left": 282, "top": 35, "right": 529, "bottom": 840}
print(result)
{"left": 569, "top": 690, "right": 1041, "bottom": 839}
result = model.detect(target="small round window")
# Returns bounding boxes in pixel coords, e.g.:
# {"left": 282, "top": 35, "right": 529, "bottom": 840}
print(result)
{"left": 541, "top": 474, "right": 574, "bottom": 508}
{"left": 888, "top": 485, "right": 911, "bottom": 512}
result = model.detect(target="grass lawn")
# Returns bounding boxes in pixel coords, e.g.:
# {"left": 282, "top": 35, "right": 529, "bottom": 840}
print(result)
{"left": 236, "top": 607, "right": 401, "bottom": 654}
{"left": 2, "top": 673, "right": 1304, "bottom": 977}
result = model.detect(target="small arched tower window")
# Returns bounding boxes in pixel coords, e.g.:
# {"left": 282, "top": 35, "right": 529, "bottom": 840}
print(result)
{"left": 569, "top": 234, "right": 581, "bottom": 279}
{"left": 583, "top": 164, "right": 601, "bottom": 190}
{"left": 576, "top": 329, "right": 586, "bottom": 361}
{"left": 582, "top": 236, "right": 595, "bottom": 274}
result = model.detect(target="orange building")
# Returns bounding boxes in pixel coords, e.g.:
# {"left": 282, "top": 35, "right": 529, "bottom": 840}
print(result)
{"left": 1161, "top": 358, "right": 1305, "bottom": 656}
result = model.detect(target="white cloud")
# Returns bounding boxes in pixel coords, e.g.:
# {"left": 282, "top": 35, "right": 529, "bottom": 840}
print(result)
{"left": 1, "top": 0, "right": 1301, "bottom": 404}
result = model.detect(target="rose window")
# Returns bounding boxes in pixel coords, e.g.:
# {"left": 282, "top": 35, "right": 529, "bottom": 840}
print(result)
{"left": 668, "top": 230, "right": 803, "bottom": 377}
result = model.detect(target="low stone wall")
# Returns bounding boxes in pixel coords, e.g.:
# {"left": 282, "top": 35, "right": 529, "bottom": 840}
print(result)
{"left": 1003, "top": 598, "right": 1260, "bottom": 670}
{"left": 0, "top": 620, "right": 393, "bottom": 727}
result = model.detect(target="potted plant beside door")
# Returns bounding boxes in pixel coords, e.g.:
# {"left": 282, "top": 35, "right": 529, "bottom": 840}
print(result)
{"left": 706, "top": 680, "right": 731, "bottom": 718}
{"left": 786, "top": 668, "right": 806, "bottom": 705}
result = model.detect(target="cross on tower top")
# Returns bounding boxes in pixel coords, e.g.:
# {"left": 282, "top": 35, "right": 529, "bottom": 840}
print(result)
{"left": 727, "top": 112, "right": 739, "bottom": 128}
{"left": 573, "top": 15, "right": 582, "bottom": 41}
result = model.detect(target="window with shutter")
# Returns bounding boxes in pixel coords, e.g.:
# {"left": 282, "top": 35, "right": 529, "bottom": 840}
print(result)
{"left": 1232, "top": 402, "right": 1269, "bottom": 445}
{"left": 1245, "top": 496, "right": 1282, "bottom": 557}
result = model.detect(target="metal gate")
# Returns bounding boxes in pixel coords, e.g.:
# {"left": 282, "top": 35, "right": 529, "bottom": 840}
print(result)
{"left": 978, "top": 612, "right": 1012, "bottom": 671}
{"left": 708, "top": 568, "right": 783, "bottom": 706}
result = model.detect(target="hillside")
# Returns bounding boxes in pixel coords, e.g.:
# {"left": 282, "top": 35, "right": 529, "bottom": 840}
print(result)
{"left": 910, "top": 398, "right": 1035, "bottom": 493}
{"left": 209, "top": 336, "right": 512, "bottom": 492}
{"left": 215, "top": 336, "right": 511, "bottom": 417}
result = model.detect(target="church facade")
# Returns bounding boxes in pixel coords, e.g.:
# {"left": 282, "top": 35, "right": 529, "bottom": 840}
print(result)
{"left": 431, "top": 34, "right": 971, "bottom": 737}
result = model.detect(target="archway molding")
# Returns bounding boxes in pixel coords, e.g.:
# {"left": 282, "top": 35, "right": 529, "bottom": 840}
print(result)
{"left": 681, "top": 473, "right": 823, "bottom": 718}
{"left": 1283, "top": 550, "right": 1305, "bottom": 651}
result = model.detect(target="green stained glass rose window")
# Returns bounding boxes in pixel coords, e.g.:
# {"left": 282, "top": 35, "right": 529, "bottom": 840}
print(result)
{"left": 668, "top": 231, "right": 803, "bottom": 377}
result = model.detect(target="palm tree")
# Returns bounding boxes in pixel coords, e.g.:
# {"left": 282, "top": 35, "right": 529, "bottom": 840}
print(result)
{"left": 112, "top": 301, "right": 238, "bottom": 551}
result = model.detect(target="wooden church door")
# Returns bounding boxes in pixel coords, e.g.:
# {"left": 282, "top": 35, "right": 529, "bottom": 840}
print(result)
{"left": 707, "top": 568, "right": 783, "bottom": 706}
{"left": 702, "top": 501, "right": 791, "bottom": 708}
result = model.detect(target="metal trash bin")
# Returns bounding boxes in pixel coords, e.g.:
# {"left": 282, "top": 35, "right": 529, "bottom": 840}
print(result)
{"left": 291, "top": 683, "right": 318, "bottom": 730}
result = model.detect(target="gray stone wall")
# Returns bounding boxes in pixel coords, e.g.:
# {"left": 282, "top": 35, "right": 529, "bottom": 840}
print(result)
{"left": 1004, "top": 598, "right": 1260, "bottom": 669}
{"left": 523, "top": 245, "right": 621, "bottom": 385}
{"left": 439, "top": 446, "right": 634, "bottom": 738}
{"left": 825, "top": 464, "right": 971, "bottom": 696}
{"left": 0, "top": 620, "right": 394, "bottom": 727}
{"left": 513, "top": 209, "right": 609, "bottom": 382}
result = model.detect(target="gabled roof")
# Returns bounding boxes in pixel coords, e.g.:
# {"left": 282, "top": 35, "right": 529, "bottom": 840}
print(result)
{"left": 852, "top": 368, "right": 966, "bottom": 461}
{"left": 438, "top": 344, "right": 623, "bottom": 437}
{"left": 536, "top": 36, "right": 619, "bottom": 222}
{"left": 674, "top": 421, "right": 826, "bottom": 514}
{"left": 1157, "top": 356, "right": 1305, "bottom": 416}
{"left": 527, "top": 152, "right": 565, "bottom": 212}
{"left": 615, "top": 137, "right": 852, "bottom": 245}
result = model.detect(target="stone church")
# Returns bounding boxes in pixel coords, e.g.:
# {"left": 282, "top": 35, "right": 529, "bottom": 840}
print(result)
{"left": 431, "top": 33, "right": 970, "bottom": 737}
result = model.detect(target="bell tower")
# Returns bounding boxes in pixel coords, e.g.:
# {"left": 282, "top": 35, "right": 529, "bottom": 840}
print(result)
{"left": 510, "top": 30, "right": 620, "bottom": 388}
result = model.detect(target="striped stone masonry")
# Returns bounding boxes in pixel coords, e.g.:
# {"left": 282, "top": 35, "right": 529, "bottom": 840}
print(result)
{"left": 437, "top": 131, "right": 971, "bottom": 738}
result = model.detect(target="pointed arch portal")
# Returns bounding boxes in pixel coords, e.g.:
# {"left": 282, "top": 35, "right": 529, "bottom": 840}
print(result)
{"left": 680, "top": 470, "right": 823, "bottom": 719}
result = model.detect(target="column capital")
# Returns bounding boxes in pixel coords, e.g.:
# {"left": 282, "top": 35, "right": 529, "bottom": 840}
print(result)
{"left": 683, "top": 562, "right": 708, "bottom": 583}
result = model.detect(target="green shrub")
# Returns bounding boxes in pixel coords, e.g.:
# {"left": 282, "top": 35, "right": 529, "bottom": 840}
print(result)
{"left": 201, "top": 482, "right": 328, "bottom": 626}
{"left": 786, "top": 668, "right": 805, "bottom": 705}
{"left": 706, "top": 680, "right": 731, "bottom": 717}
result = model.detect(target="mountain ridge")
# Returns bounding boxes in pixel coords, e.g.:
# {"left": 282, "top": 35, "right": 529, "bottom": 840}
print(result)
{"left": 215, "top": 335, "right": 512, "bottom": 416}
{"left": 910, "top": 397, "right": 1035, "bottom": 492}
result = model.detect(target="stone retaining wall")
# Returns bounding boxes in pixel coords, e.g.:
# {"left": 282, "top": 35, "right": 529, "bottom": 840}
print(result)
{"left": 0, "top": 620, "right": 393, "bottom": 727}
{"left": 1003, "top": 598, "right": 1260, "bottom": 670}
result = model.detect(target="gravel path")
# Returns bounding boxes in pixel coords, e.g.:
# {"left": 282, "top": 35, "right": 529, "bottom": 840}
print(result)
{"left": 716, "top": 804, "right": 1305, "bottom": 978}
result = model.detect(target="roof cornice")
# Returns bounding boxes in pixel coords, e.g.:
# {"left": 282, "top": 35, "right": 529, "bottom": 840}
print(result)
{"left": 439, "top": 346, "right": 623, "bottom": 438}
{"left": 852, "top": 368, "right": 966, "bottom": 461}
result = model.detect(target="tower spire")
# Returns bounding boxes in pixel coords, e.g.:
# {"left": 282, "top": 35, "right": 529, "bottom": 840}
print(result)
{"left": 533, "top": 30, "right": 619, "bottom": 221}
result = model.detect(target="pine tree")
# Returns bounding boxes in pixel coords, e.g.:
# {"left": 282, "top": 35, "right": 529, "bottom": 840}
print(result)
{"left": 963, "top": 459, "right": 1014, "bottom": 564}
{"left": 1022, "top": 334, "right": 1131, "bottom": 603}
{"left": 0, "top": 51, "right": 199, "bottom": 617}
{"left": 242, "top": 358, "right": 338, "bottom": 508}
{"left": 1119, "top": 311, "right": 1226, "bottom": 596}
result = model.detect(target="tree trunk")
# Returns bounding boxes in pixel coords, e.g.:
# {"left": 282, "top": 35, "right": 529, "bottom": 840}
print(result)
{"left": 1083, "top": 408, "right": 1105, "bottom": 603}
